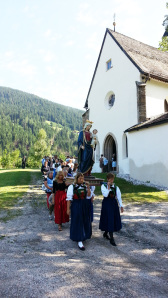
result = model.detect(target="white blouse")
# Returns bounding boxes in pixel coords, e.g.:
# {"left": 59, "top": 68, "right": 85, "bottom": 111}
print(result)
{"left": 101, "top": 184, "right": 123, "bottom": 207}
{"left": 66, "top": 184, "right": 93, "bottom": 201}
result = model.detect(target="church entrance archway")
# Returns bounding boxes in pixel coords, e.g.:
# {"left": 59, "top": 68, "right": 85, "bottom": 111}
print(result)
{"left": 104, "top": 134, "right": 117, "bottom": 172}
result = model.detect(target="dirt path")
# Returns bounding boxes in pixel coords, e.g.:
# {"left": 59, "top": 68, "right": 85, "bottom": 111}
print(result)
{"left": 0, "top": 176, "right": 168, "bottom": 297}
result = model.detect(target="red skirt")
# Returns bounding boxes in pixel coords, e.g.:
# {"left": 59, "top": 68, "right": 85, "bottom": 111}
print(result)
{"left": 46, "top": 193, "right": 51, "bottom": 209}
{"left": 54, "top": 190, "right": 69, "bottom": 224}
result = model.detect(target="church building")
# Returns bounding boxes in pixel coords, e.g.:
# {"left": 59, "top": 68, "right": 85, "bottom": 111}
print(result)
{"left": 83, "top": 28, "right": 168, "bottom": 188}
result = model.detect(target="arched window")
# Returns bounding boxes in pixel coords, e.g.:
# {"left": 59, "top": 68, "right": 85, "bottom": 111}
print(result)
{"left": 164, "top": 99, "right": 168, "bottom": 112}
{"left": 126, "top": 135, "right": 128, "bottom": 158}
{"left": 122, "top": 133, "right": 128, "bottom": 158}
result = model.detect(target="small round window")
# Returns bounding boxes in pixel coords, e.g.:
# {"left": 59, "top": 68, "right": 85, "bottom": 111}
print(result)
{"left": 104, "top": 91, "right": 115, "bottom": 110}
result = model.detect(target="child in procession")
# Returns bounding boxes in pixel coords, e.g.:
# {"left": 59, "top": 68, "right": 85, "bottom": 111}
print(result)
{"left": 44, "top": 171, "right": 53, "bottom": 214}
{"left": 52, "top": 171, "right": 69, "bottom": 231}
{"left": 99, "top": 173, "right": 124, "bottom": 246}
{"left": 66, "top": 173, "right": 93, "bottom": 251}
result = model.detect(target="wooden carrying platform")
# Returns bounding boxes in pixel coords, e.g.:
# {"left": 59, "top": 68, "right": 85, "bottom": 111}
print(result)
{"left": 66, "top": 176, "right": 104, "bottom": 186}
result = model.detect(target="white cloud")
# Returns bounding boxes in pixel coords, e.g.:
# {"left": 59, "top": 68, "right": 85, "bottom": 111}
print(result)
{"left": 44, "top": 52, "right": 56, "bottom": 63}
{"left": 65, "top": 40, "right": 75, "bottom": 47}
{"left": 44, "top": 29, "right": 52, "bottom": 38}
{"left": 38, "top": 49, "right": 56, "bottom": 63}
{"left": 5, "top": 51, "right": 14, "bottom": 58}
{"left": 115, "top": 0, "right": 142, "bottom": 15}
{"left": 79, "top": 3, "right": 90, "bottom": 10}
{"left": 85, "top": 54, "right": 92, "bottom": 60}
{"left": 43, "top": 30, "right": 63, "bottom": 43}
{"left": 77, "top": 3, "right": 97, "bottom": 26}
{"left": 23, "top": 5, "right": 29, "bottom": 13}
{"left": 6, "top": 59, "right": 37, "bottom": 77}
{"left": 86, "top": 33, "right": 100, "bottom": 51}
{"left": 46, "top": 66, "right": 56, "bottom": 75}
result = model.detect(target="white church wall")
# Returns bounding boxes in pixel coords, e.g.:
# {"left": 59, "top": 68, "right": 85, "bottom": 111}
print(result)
{"left": 146, "top": 80, "right": 168, "bottom": 118}
{"left": 127, "top": 123, "right": 168, "bottom": 188}
{"left": 88, "top": 32, "right": 140, "bottom": 173}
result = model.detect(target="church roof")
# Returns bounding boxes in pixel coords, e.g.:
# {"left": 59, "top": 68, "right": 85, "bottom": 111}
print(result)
{"left": 84, "top": 28, "right": 168, "bottom": 109}
{"left": 108, "top": 29, "right": 168, "bottom": 83}
{"left": 124, "top": 112, "right": 168, "bottom": 133}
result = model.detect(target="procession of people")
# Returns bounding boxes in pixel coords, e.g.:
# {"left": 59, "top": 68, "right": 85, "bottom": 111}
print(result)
{"left": 41, "top": 120, "right": 124, "bottom": 251}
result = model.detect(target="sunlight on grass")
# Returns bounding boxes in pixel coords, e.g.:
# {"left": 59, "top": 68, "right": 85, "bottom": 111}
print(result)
{"left": 93, "top": 173, "right": 168, "bottom": 203}
{"left": 0, "top": 169, "right": 40, "bottom": 174}
{"left": 0, "top": 185, "right": 29, "bottom": 210}
{"left": 123, "top": 191, "right": 168, "bottom": 203}
{"left": 0, "top": 170, "right": 42, "bottom": 211}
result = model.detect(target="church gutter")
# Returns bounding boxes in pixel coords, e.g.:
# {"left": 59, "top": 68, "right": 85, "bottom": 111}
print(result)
{"left": 124, "top": 118, "right": 168, "bottom": 133}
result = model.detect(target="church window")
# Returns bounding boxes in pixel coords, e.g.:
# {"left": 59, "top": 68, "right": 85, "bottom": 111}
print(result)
{"left": 106, "top": 59, "right": 112, "bottom": 70}
{"left": 122, "top": 133, "right": 128, "bottom": 159}
{"left": 104, "top": 91, "right": 115, "bottom": 110}
{"left": 164, "top": 99, "right": 168, "bottom": 112}
{"left": 126, "top": 135, "right": 128, "bottom": 158}
{"left": 108, "top": 94, "right": 115, "bottom": 107}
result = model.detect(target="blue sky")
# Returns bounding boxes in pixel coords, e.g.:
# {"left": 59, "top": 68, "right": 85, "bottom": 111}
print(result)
{"left": 0, "top": 0, "right": 167, "bottom": 110}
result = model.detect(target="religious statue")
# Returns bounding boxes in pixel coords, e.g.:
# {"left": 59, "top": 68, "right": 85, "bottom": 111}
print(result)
{"left": 78, "top": 120, "right": 96, "bottom": 176}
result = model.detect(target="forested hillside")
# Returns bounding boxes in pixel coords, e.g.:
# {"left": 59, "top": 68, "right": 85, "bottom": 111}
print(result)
{"left": 0, "top": 86, "right": 83, "bottom": 162}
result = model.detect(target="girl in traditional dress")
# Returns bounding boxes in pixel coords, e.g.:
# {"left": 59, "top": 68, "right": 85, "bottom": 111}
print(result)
{"left": 66, "top": 173, "right": 93, "bottom": 250}
{"left": 52, "top": 171, "right": 69, "bottom": 231}
{"left": 99, "top": 173, "right": 124, "bottom": 246}
{"left": 44, "top": 171, "right": 53, "bottom": 217}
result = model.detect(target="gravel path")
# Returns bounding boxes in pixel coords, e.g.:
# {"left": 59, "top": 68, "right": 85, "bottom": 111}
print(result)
{"left": 0, "top": 177, "right": 168, "bottom": 298}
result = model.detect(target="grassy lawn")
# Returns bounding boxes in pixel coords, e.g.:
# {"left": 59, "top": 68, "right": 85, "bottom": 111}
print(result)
{"left": 0, "top": 169, "right": 42, "bottom": 211}
{"left": 0, "top": 170, "right": 167, "bottom": 218}
{"left": 93, "top": 173, "right": 168, "bottom": 203}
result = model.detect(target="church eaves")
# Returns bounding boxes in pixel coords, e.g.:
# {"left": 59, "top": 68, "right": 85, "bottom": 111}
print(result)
{"left": 124, "top": 112, "right": 168, "bottom": 132}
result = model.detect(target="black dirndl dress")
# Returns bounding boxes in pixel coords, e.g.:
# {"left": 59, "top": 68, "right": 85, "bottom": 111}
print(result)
{"left": 70, "top": 184, "right": 92, "bottom": 242}
{"left": 99, "top": 185, "right": 122, "bottom": 233}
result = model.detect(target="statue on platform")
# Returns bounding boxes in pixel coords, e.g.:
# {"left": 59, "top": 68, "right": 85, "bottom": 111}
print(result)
{"left": 78, "top": 120, "right": 95, "bottom": 176}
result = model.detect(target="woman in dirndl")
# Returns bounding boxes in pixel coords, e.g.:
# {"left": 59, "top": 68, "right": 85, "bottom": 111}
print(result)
{"left": 99, "top": 173, "right": 124, "bottom": 246}
{"left": 66, "top": 173, "right": 93, "bottom": 250}
{"left": 52, "top": 171, "right": 69, "bottom": 231}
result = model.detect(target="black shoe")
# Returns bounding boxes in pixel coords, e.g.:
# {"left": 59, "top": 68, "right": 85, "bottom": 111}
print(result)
{"left": 103, "top": 232, "right": 110, "bottom": 240}
{"left": 110, "top": 238, "right": 117, "bottom": 246}
{"left": 78, "top": 245, "right": 85, "bottom": 251}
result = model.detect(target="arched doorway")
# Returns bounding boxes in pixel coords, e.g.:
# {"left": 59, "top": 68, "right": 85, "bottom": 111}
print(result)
{"left": 104, "top": 134, "right": 117, "bottom": 172}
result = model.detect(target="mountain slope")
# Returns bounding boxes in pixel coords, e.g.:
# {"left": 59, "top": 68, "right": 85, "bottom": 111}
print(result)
{"left": 0, "top": 86, "right": 83, "bottom": 156}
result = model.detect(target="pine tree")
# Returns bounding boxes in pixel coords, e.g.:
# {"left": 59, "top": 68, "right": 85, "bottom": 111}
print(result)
{"left": 159, "top": 2, "right": 168, "bottom": 51}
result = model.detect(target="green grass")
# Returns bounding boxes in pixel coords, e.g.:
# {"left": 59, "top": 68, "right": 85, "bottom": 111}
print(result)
{"left": 0, "top": 169, "right": 167, "bottom": 220}
{"left": 93, "top": 173, "right": 168, "bottom": 203}
{"left": 0, "top": 169, "right": 41, "bottom": 211}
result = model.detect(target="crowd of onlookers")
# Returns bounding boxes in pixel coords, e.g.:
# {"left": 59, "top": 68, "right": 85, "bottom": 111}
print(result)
{"left": 41, "top": 155, "right": 78, "bottom": 179}
{"left": 99, "top": 153, "right": 117, "bottom": 173}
